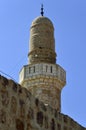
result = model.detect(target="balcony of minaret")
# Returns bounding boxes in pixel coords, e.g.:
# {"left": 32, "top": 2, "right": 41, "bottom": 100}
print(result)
{"left": 19, "top": 63, "right": 66, "bottom": 90}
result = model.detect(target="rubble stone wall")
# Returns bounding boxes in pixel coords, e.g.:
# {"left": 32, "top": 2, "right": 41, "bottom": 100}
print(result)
{"left": 0, "top": 75, "right": 85, "bottom": 130}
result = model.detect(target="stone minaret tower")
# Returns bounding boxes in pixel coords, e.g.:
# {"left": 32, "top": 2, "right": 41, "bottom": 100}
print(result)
{"left": 19, "top": 6, "right": 66, "bottom": 112}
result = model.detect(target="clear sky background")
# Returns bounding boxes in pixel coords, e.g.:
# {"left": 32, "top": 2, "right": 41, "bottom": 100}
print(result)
{"left": 0, "top": 0, "right": 86, "bottom": 127}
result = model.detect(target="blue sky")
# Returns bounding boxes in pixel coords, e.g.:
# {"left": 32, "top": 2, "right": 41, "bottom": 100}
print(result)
{"left": 0, "top": 0, "right": 86, "bottom": 127}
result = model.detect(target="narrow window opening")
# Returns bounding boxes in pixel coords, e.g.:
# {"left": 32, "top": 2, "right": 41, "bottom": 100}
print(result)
{"left": 46, "top": 66, "right": 48, "bottom": 72}
{"left": 51, "top": 66, "right": 52, "bottom": 73}
{"left": 33, "top": 66, "right": 35, "bottom": 73}
{"left": 29, "top": 67, "right": 31, "bottom": 73}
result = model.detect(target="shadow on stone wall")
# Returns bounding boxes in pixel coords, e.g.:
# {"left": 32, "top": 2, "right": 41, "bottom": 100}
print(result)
{"left": 0, "top": 75, "right": 85, "bottom": 130}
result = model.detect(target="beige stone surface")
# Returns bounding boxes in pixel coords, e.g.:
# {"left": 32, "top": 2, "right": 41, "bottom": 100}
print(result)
{"left": 0, "top": 9, "right": 85, "bottom": 129}
{"left": 19, "top": 15, "right": 66, "bottom": 111}
{"left": 28, "top": 16, "right": 56, "bottom": 64}
{"left": 19, "top": 63, "right": 66, "bottom": 111}
{"left": 0, "top": 75, "right": 85, "bottom": 130}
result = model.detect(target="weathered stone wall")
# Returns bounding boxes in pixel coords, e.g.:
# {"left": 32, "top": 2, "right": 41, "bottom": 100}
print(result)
{"left": 0, "top": 75, "right": 85, "bottom": 130}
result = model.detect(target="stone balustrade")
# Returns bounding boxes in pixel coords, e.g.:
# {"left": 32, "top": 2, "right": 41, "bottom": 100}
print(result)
{"left": 19, "top": 63, "right": 66, "bottom": 87}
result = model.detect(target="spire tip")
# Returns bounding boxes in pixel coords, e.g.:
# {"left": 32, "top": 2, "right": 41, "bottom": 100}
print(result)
{"left": 41, "top": 4, "right": 44, "bottom": 16}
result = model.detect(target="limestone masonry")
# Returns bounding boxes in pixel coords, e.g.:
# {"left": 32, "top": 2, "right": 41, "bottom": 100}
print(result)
{"left": 0, "top": 11, "right": 86, "bottom": 130}
{"left": 0, "top": 75, "right": 85, "bottom": 130}
{"left": 19, "top": 16, "right": 66, "bottom": 111}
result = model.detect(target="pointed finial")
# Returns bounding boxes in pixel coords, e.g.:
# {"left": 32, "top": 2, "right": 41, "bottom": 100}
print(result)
{"left": 41, "top": 4, "right": 44, "bottom": 16}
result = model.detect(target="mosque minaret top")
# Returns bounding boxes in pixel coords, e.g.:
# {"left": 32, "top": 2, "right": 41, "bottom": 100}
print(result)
{"left": 28, "top": 6, "right": 56, "bottom": 64}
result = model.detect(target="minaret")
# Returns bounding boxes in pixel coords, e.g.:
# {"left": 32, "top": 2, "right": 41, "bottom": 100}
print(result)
{"left": 19, "top": 5, "right": 66, "bottom": 111}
